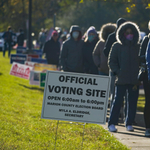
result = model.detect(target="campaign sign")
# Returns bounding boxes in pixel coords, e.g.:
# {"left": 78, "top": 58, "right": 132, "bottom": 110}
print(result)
{"left": 25, "top": 61, "right": 36, "bottom": 67}
{"left": 34, "top": 63, "right": 57, "bottom": 72}
{"left": 40, "top": 73, "right": 46, "bottom": 87}
{"left": 10, "top": 62, "right": 33, "bottom": 79}
{"left": 27, "top": 54, "right": 40, "bottom": 59}
{"left": 33, "top": 49, "right": 43, "bottom": 58}
{"left": 31, "top": 58, "right": 47, "bottom": 64}
{"left": 29, "top": 70, "right": 41, "bottom": 85}
{"left": 16, "top": 46, "right": 27, "bottom": 54}
{"left": 10, "top": 54, "right": 27, "bottom": 64}
{"left": 41, "top": 71, "right": 110, "bottom": 124}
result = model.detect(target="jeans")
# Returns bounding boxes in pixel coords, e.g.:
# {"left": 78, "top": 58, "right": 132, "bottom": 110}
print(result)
{"left": 143, "top": 71, "right": 150, "bottom": 128}
{"left": 108, "top": 84, "right": 139, "bottom": 127}
{"left": 98, "top": 71, "right": 109, "bottom": 76}
{"left": 3, "top": 42, "right": 11, "bottom": 57}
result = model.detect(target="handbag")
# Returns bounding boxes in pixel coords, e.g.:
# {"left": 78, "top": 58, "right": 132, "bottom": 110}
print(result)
{"left": 138, "top": 63, "right": 146, "bottom": 81}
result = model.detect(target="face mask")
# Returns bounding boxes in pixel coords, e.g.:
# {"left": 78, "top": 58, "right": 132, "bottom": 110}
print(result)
{"left": 88, "top": 35, "right": 95, "bottom": 42}
{"left": 9, "top": 30, "right": 12, "bottom": 32}
{"left": 72, "top": 31, "right": 79, "bottom": 39}
{"left": 125, "top": 34, "right": 133, "bottom": 41}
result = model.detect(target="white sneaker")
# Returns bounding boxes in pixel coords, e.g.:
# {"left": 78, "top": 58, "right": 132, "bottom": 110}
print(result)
{"left": 126, "top": 125, "right": 134, "bottom": 131}
{"left": 108, "top": 124, "right": 117, "bottom": 132}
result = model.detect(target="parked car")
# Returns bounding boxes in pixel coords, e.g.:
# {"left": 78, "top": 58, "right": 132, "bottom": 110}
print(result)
{"left": 0, "top": 32, "right": 4, "bottom": 51}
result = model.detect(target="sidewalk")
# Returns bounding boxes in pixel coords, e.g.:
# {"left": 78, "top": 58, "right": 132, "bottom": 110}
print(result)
{"left": 101, "top": 97, "right": 150, "bottom": 149}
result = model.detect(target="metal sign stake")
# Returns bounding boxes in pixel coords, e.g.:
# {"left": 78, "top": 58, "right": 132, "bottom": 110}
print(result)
{"left": 54, "top": 121, "right": 86, "bottom": 150}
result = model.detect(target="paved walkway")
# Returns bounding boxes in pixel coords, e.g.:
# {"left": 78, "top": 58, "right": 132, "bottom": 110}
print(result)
{"left": 101, "top": 91, "right": 150, "bottom": 150}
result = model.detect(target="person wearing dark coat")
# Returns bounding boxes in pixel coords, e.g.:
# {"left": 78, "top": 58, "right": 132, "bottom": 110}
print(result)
{"left": 82, "top": 26, "right": 99, "bottom": 75}
{"left": 43, "top": 30, "right": 60, "bottom": 66}
{"left": 2, "top": 26, "right": 13, "bottom": 57}
{"left": 60, "top": 25, "right": 84, "bottom": 73}
{"left": 103, "top": 18, "right": 127, "bottom": 120}
{"left": 108, "top": 21, "right": 140, "bottom": 132}
{"left": 17, "top": 28, "right": 24, "bottom": 47}
{"left": 103, "top": 18, "right": 127, "bottom": 58}
{"left": 140, "top": 21, "right": 150, "bottom": 137}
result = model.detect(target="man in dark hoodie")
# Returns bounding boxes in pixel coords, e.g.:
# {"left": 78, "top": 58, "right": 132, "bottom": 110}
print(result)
{"left": 60, "top": 25, "right": 84, "bottom": 73}
{"left": 103, "top": 18, "right": 127, "bottom": 57}
{"left": 43, "top": 30, "right": 60, "bottom": 66}
{"left": 17, "top": 28, "right": 24, "bottom": 47}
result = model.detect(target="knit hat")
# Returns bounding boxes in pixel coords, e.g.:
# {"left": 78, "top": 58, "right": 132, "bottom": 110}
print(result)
{"left": 87, "top": 26, "right": 97, "bottom": 36}
{"left": 52, "top": 30, "right": 58, "bottom": 36}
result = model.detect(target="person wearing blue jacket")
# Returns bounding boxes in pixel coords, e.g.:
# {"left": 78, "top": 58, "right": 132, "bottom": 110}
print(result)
{"left": 145, "top": 40, "right": 150, "bottom": 137}
{"left": 82, "top": 26, "right": 99, "bottom": 75}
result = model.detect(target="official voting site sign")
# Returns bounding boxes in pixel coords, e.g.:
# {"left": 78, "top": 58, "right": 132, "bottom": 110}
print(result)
{"left": 10, "top": 54, "right": 27, "bottom": 64}
{"left": 10, "top": 62, "right": 33, "bottom": 79}
{"left": 41, "top": 71, "right": 110, "bottom": 124}
{"left": 40, "top": 72, "right": 46, "bottom": 87}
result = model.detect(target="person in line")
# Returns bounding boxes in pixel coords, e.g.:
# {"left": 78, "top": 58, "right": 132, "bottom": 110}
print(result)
{"left": 39, "top": 28, "right": 46, "bottom": 50}
{"left": 103, "top": 18, "right": 126, "bottom": 99}
{"left": 60, "top": 25, "right": 84, "bottom": 73}
{"left": 17, "top": 28, "right": 24, "bottom": 47}
{"left": 43, "top": 30, "right": 60, "bottom": 66}
{"left": 93, "top": 23, "right": 116, "bottom": 76}
{"left": 142, "top": 21, "right": 150, "bottom": 136}
{"left": 2, "top": 26, "right": 13, "bottom": 57}
{"left": 108, "top": 21, "right": 140, "bottom": 132}
{"left": 82, "top": 26, "right": 99, "bottom": 74}
{"left": 103, "top": 18, "right": 128, "bottom": 121}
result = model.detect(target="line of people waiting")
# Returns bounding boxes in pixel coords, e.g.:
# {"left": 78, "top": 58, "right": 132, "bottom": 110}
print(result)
{"left": 42, "top": 18, "right": 150, "bottom": 137}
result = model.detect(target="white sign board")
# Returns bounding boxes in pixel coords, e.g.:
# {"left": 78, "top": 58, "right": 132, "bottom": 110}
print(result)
{"left": 29, "top": 70, "right": 40, "bottom": 85}
{"left": 41, "top": 71, "right": 110, "bottom": 124}
{"left": 10, "top": 62, "right": 33, "bottom": 79}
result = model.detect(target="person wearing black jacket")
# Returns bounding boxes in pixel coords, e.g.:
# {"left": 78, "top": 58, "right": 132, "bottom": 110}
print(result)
{"left": 60, "top": 25, "right": 84, "bottom": 73}
{"left": 2, "top": 26, "right": 13, "bottom": 57}
{"left": 103, "top": 18, "right": 127, "bottom": 121}
{"left": 139, "top": 21, "right": 150, "bottom": 137}
{"left": 83, "top": 26, "right": 99, "bottom": 74}
{"left": 108, "top": 21, "right": 140, "bottom": 132}
{"left": 103, "top": 18, "right": 127, "bottom": 57}
{"left": 17, "top": 28, "right": 24, "bottom": 47}
{"left": 43, "top": 30, "right": 60, "bottom": 66}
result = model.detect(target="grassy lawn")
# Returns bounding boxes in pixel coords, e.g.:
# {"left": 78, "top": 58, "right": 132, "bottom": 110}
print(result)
{"left": 137, "top": 95, "right": 145, "bottom": 112}
{"left": 0, "top": 50, "right": 129, "bottom": 150}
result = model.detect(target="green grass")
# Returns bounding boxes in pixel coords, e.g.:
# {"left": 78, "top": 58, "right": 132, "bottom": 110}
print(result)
{"left": 137, "top": 95, "right": 145, "bottom": 112}
{"left": 0, "top": 50, "right": 129, "bottom": 150}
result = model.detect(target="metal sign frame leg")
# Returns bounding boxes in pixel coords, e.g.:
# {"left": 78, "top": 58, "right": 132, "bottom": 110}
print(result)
{"left": 54, "top": 121, "right": 86, "bottom": 150}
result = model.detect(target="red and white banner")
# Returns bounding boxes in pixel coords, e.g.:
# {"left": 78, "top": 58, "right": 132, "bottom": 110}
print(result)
{"left": 10, "top": 62, "right": 33, "bottom": 79}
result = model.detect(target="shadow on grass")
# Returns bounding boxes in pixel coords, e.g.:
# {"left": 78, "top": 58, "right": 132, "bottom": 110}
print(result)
{"left": 0, "top": 72, "right": 3, "bottom": 76}
{"left": 18, "top": 83, "right": 44, "bottom": 92}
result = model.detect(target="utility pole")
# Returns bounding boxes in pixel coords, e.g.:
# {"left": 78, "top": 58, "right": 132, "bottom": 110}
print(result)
{"left": 53, "top": 13, "right": 56, "bottom": 28}
{"left": 28, "top": 0, "right": 33, "bottom": 53}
